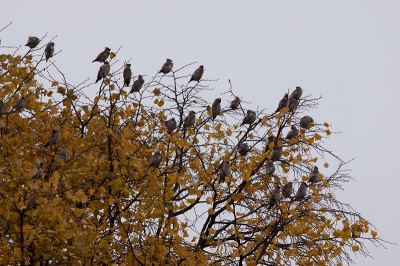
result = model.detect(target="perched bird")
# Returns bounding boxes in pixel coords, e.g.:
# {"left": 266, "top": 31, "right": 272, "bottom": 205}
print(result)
{"left": 95, "top": 61, "right": 110, "bottom": 83}
{"left": 123, "top": 64, "right": 132, "bottom": 86}
{"left": 282, "top": 182, "right": 293, "bottom": 198}
{"left": 44, "top": 129, "right": 60, "bottom": 148}
{"left": 268, "top": 185, "right": 281, "bottom": 209}
{"left": 92, "top": 47, "right": 111, "bottom": 63}
{"left": 266, "top": 134, "right": 277, "bottom": 150}
{"left": 149, "top": 151, "right": 162, "bottom": 167}
{"left": 289, "top": 86, "right": 303, "bottom": 100}
{"left": 211, "top": 98, "right": 221, "bottom": 120}
{"left": 230, "top": 96, "right": 240, "bottom": 110}
{"left": 0, "top": 100, "right": 6, "bottom": 116}
{"left": 184, "top": 111, "right": 196, "bottom": 129}
{"left": 25, "top": 36, "right": 40, "bottom": 49}
{"left": 265, "top": 160, "right": 275, "bottom": 176}
{"left": 285, "top": 125, "right": 299, "bottom": 140}
{"left": 159, "top": 59, "right": 173, "bottom": 74}
{"left": 32, "top": 162, "right": 44, "bottom": 180}
{"left": 275, "top": 93, "right": 289, "bottom": 112}
{"left": 45, "top": 42, "right": 55, "bottom": 62}
{"left": 58, "top": 147, "right": 68, "bottom": 162}
{"left": 188, "top": 65, "right": 204, "bottom": 84}
{"left": 288, "top": 97, "right": 299, "bottom": 112}
{"left": 308, "top": 166, "right": 320, "bottom": 183}
{"left": 130, "top": 75, "right": 144, "bottom": 93}
{"left": 13, "top": 96, "right": 26, "bottom": 111}
{"left": 294, "top": 182, "right": 307, "bottom": 201}
{"left": 238, "top": 143, "right": 250, "bottom": 156}
{"left": 300, "top": 116, "right": 314, "bottom": 129}
{"left": 165, "top": 117, "right": 177, "bottom": 134}
{"left": 241, "top": 110, "right": 256, "bottom": 126}
{"left": 270, "top": 147, "right": 282, "bottom": 161}
{"left": 219, "top": 161, "right": 231, "bottom": 182}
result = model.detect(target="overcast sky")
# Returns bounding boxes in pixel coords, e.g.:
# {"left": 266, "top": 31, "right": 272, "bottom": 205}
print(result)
{"left": 1, "top": 1, "right": 399, "bottom": 264}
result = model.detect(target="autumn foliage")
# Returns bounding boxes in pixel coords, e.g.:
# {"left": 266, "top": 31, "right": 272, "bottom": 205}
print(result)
{"left": 0, "top": 33, "right": 389, "bottom": 265}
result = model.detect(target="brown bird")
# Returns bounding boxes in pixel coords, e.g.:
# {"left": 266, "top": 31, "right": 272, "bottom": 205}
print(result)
{"left": 270, "top": 147, "right": 282, "bottom": 161}
{"left": 282, "top": 182, "right": 293, "bottom": 198}
{"left": 31, "top": 162, "right": 44, "bottom": 180}
{"left": 289, "top": 86, "right": 303, "bottom": 100}
{"left": 184, "top": 111, "right": 196, "bottom": 129}
{"left": 268, "top": 185, "right": 281, "bottom": 209}
{"left": 308, "top": 166, "right": 320, "bottom": 183}
{"left": 0, "top": 100, "right": 6, "bottom": 116}
{"left": 219, "top": 161, "right": 231, "bottom": 182}
{"left": 25, "top": 36, "right": 40, "bottom": 49}
{"left": 188, "top": 65, "right": 204, "bottom": 84}
{"left": 294, "top": 182, "right": 307, "bottom": 201}
{"left": 45, "top": 42, "right": 55, "bottom": 62}
{"left": 230, "top": 96, "right": 240, "bottom": 110}
{"left": 149, "top": 151, "right": 162, "bottom": 167}
{"left": 159, "top": 59, "right": 173, "bottom": 74}
{"left": 241, "top": 110, "right": 256, "bottom": 126}
{"left": 266, "top": 134, "right": 277, "bottom": 150}
{"left": 44, "top": 129, "right": 60, "bottom": 148}
{"left": 13, "top": 96, "right": 26, "bottom": 111}
{"left": 95, "top": 61, "right": 110, "bottom": 83}
{"left": 238, "top": 143, "right": 250, "bottom": 156}
{"left": 211, "top": 98, "right": 221, "bottom": 120}
{"left": 92, "top": 47, "right": 111, "bottom": 63}
{"left": 275, "top": 93, "right": 288, "bottom": 112}
{"left": 165, "top": 118, "right": 177, "bottom": 134}
{"left": 300, "top": 115, "right": 314, "bottom": 129}
{"left": 288, "top": 97, "right": 299, "bottom": 112}
{"left": 285, "top": 125, "right": 299, "bottom": 140}
{"left": 123, "top": 64, "right": 132, "bottom": 86}
{"left": 130, "top": 75, "right": 144, "bottom": 93}
{"left": 265, "top": 160, "right": 275, "bottom": 176}
{"left": 58, "top": 147, "right": 68, "bottom": 162}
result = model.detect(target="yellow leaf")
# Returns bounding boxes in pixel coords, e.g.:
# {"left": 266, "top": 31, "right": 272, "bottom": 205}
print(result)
{"left": 206, "top": 197, "right": 213, "bottom": 204}
{"left": 352, "top": 245, "right": 360, "bottom": 252}
{"left": 215, "top": 123, "right": 221, "bottom": 131}
{"left": 153, "top": 88, "right": 161, "bottom": 96}
{"left": 187, "top": 198, "right": 196, "bottom": 204}
{"left": 324, "top": 162, "right": 329, "bottom": 168}
{"left": 208, "top": 228, "right": 216, "bottom": 234}
{"left": 208, "top": 208, "right": 215, "bottom": 215}
{"left": 226, "top": 128, "right": 232, "bottom": 136}
{"left": 110, "top": 52, "right": 116, "bottom": 59}
{"left": 183, "top": 230, "right": 189, "bottom": 237}
{"left": 158, "top": 100, "right": 164, "bottom": 107}
{"left": 275, "top": 113, "right": 281, "bottom": 119}
{"left": 204, "top": 124, "right": 210, "bottom": 130}
{"left": 315, "top": 133, "right": 322, "bottom": 140}
{"left": 371, "top": 230, "right": 377, "bottom": 238}
{"left": 324, "top": 122, "right": 330, "bottom": 127}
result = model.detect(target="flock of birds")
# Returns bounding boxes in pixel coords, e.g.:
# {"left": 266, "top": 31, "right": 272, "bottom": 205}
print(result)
{"left": 4, "top": 37, "right": 319, "bottom": 208}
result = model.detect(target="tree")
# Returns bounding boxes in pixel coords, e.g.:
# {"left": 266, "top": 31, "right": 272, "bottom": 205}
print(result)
{"left": 0, "top": 31, "right": 391, "bottom": 265}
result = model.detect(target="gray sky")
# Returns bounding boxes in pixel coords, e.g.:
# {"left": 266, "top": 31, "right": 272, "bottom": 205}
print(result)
{"left": 2, "top": 1, "right": 399, "bottom": 264}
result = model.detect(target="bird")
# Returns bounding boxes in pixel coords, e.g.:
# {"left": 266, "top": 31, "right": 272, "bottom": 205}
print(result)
{"left": 219, "top": 161, "right": 231, "bottom": 182}
{"left": 95, "top": 61, "right": 110, "bottom": 83}
{"left": 92, "top": 47, "right": 111, "bottom": 63}
{"left": 268, "top": 185, "right": 281, "bottom": 209}
{"left": 289, "top": 86, "right": 303, "bottom": 100}
{"left": 282, "top": 182, "right": 293, "bottom": 198}
{"left": 275, "top": 93, "right": 288, "bottom": 113}
{"left": 184, "top": 111, "right": 196, "bottom": 129}
{"left": 165, "top": 118, "right": 177, "bottom": 134}
{"left": 31, "top": 162, "right": 44, "bottom": 180}
{"left": 294, "top": 182, "right": 307, "bottom": 201}
{"left": 265, "top": 160, "right": 275, "bottom": 176}
{"left": 308, "top": 166, "right": 320, "bottom": 183}
{"left": 285, "top": 125, "right": 299, "bottom": 140}
{"left": 230, "top": 96, "right": 240, "bottom": 110}
{"left": 58, "top": 147, "right": 68, "bottom": 162}
{"left": 159, "top": 59, "right": 173, "bottom": 74}
{"left": 288, "top": 97, "right": 299, "bottom": 112}
{"left": 241, "top": 110, "right": 256, "bottom": 126}
{"left": 270, "top": 147, "right": 282, "bottom": 161}
{"left": 45, "top": 42, "right": 55, "bottom": 62}
{"left": 123, "top": 64, "right": 132, "bottom": 86}
{"left": 266, "top": 134, "right": 277, "bottom": 150}
{"left": 188, "top": 65, "right": 204, "bottom": 84}
{"left": 300, "top": 116, "right": 314, "bottom": 129}
{"left": 44, "top": 129, "right": 60, "bottom": 148}
{"left": 149, "top": 151, "right": 162, "bottom": 167}
{"left": 130, "top": 75, "right": 144, "bottom": 93}
{"left": 238, "top": 143, "right": 250, "bottom": 156}
{"left": 25, "top": 36, "right": 40, "bottom": 49}
{"left": 211, "top": 98, "right": 221, "bottom": 120}
{"left": 13, "top": 96, "right": 25, "bottom": 111}
{"left": 0, "top": 100, "right": 6, "bottom": 116}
